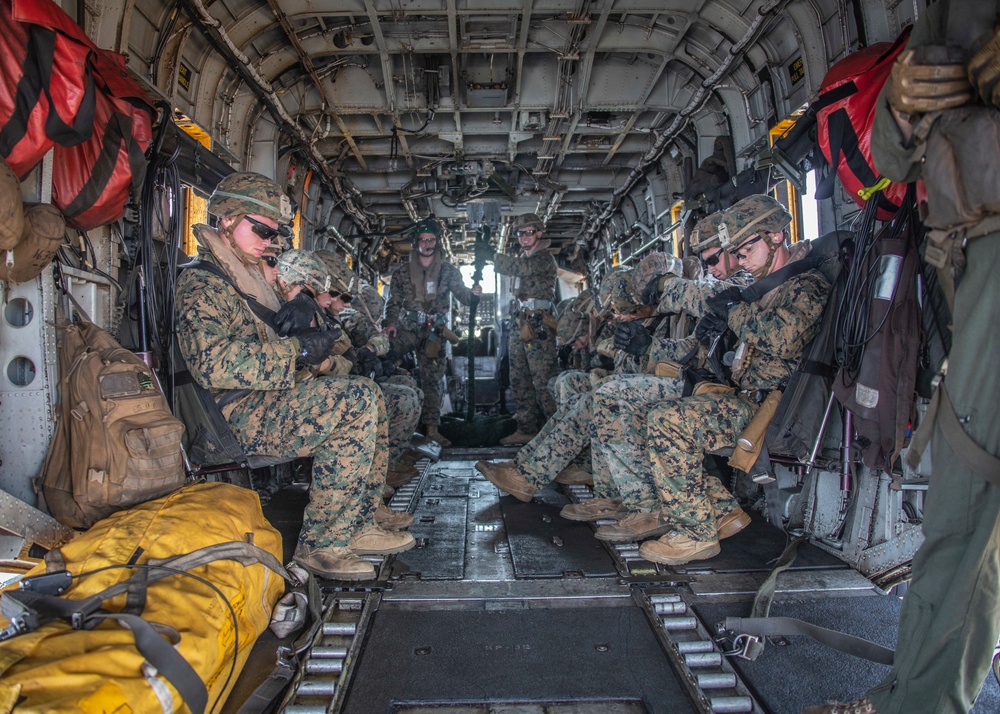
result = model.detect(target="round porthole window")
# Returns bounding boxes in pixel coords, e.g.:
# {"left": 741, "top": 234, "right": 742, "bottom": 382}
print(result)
{"left": 4, "top": 298, "right": 33, "bottom": 327}
{"left": 7, "top": 356, "right": 35, "bottom": 386}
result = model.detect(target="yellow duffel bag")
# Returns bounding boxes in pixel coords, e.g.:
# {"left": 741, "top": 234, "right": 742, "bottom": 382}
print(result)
{"left": 0, "top": 481, "right": 287, "bottom": 714}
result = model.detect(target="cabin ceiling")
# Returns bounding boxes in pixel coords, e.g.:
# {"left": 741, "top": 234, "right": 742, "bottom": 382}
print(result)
{"left": 115, "top": 0, "right": 912, "bottom": 262}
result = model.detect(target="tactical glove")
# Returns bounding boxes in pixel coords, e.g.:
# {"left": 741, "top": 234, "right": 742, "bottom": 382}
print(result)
{"left": 705, "top": 287, "right": 743, "bottom": 317}
{"left": 274, "top": 292, "right": 321, "bottom": 338}
{"left": 640, "top": 274, "right": 666, "bottom": 306}
{"left": 295, "top": 328, "right": 338, "bottom": 366}
{"left": 695, "top": 312, "right": 729, "bottom": 347}
{"left": 613, "top": 321, "right": 652, "bottom": 357}
{"left": 969, "top": 26, "right": 1000, "bottom": 109}
{"left": 356, "top": 347, "right": 380, "bottom": 377}
{"left": 887, "top": 48, "right": 972, "bottom": 115}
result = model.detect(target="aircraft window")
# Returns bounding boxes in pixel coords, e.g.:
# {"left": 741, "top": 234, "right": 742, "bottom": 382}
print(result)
{"left": 7, "top": 356, "right": 36, "bottom": 387}
{"left": 4, "top": 298, "right": 33, "bottom": 327}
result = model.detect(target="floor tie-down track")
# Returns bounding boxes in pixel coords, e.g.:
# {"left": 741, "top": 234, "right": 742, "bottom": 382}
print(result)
{"left": 265, "top": 454, "right": 1000, "bottom": 714}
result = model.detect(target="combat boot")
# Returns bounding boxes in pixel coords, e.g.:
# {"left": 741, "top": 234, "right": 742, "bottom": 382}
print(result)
{"left": 639, "top": 530, "right": 720, "bottom": 565}
{"left": 801, "top": 697, "right": 877, "bottom": 714}
{"left": 499, "top": 430, "right": 535, "bottom": 446}
{"left": 560, "top": 497, "right": 628, "bottom": 522}
{"left": 375, "top": 502, "right": 415, "bottom": 530}
{"left": 386, "top": 462, "right": 419, "bottom": 487}
{"left": 554, "top": 465, "right": 594, "bottom": 486}
{"left": 349, "top": 523, "right": 416, "bottom": 555}
{"left": 425, "top": 424, "right": 452, "bottom": 448}
{"left": 594, "top": 510, "right": 672, "bottom": 542}
{"left": 475, "top": 460, "right": 536, "bottom": 502}
{"left": 382, "top": 483, "right": 396, "bottom": 499}
{"left": 716, "top": 507, "right": 751, "bottom": 539}
{"left": 293, "top": 544, "right": 376, "bottom": 581}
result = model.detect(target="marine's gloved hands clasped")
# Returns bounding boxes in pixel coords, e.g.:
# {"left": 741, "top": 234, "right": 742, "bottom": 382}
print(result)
{"left": 641, "top": 274, "right": 674, "bottom": 306}
{"left": 613, "top": 321, "right": 652, "bottom": 357}
{"left": 705, "top": 287, "right": 743, "bottom": 317}
{"left": 274, "top": 292, "right": 321, "bottom": 338}
{"left": 355, "top": 347, "right": 380, "bottom": 377}
{"left": 695, "top": 312, "right": 729, "bottom": 347}
{"left": 887, "top": 47, "right": 972, "bottom": 116}
{"left": 295, "top": 328, "right": 339, "bottom": 366}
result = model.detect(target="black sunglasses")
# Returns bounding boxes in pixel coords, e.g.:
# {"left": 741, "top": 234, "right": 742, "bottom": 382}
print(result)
{"left": 516, "top": 228, "right": 540, "bottom": 237}
{"left": 701, "top": 248, "right": 724, "bottom": 267}
{"left": 245, "top": 216, "right": 292, "bottom": 242}
{"left": 262, "top": 255, "right": 278, "bottom": 268}
{"left": 329, "top": 290, "right": 354, "bottom": 303}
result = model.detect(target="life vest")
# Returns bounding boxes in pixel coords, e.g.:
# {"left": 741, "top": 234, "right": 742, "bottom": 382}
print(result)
{"left": 814, "top": 27, "right": 911, "bottom": 221}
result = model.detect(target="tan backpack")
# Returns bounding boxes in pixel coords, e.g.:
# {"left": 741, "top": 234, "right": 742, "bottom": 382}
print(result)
{"left": 40, "top": 316, "right": 186, "bottom": 528}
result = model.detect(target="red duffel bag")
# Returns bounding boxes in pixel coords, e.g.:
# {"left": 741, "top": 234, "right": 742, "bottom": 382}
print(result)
{"left": 0, "top": 0, "right": 95, "bottom": 177}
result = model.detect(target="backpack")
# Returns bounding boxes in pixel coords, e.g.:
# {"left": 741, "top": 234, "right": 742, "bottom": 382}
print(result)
{"left": 40, "top": 312, "right": 186, "bottom": 529}
{"left": 813, "top": 28, "right": 911, "bottom": 220}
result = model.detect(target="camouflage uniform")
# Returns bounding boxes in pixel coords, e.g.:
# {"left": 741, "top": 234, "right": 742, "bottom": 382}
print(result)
{"left": 176, "top": 245, "right": 385, "bottom": 551}
{"left": 384, "top": 256, "right": 475, "bottom": 425}
{"left": 645, "top": 262, "right": 830, "bottom": 541}
{"left": 494, "top": 238, "right": 559, "bottom": 433}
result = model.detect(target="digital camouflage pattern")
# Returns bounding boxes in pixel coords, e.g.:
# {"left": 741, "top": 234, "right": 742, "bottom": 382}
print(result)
{"left": 276, "top": 249, "right": 331, "bottom": 295}
{"left": 716, "top": 194, "right": 791, "bottom": 251}
{"left": 553, "top": 369, "right": 591, "bottom": 406}
{"left": 208, "top": 172, "right": 293, "bottom": 223}
{"left": 508, "top": 329, "right": 559, "bottom": 432}
{"left": 513, "top": 213, "right": 544, "bottom": 230}
{"left": 513, "top": 390, "right": 595, "bottom": 489}
{"left": 727, "top": 268, "right": 829, "bottom": 390}
{"left": 645, "top": 393, "right": 757, "bottom": 541}
{"left": 655, "top": 270, "right": 753, "bottom": 319}
{"left": 384, "top": 259, "right": 473, "bottom": 325}
{"left": 690, "top": 211, "right": 724, "bottom": 252}
{"left": 381, "top": 381, "right": 422, "bottom": 461}
{"left": 631, "top": 252, "right": 684, "bottom": 300}
{"left": 315, "top": 250, "right": 359, "bottom": 295}
{"left": 176, "top": 264, "right": 386, "bottom": 550}
{"left": 591, "top": 376, "right": 737, "bottom": 516}
{"left": 493, "top": 244, "right": 557, "bottom": 302}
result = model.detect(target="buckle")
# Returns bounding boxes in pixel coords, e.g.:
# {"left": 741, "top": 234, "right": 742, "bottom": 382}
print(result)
{"left": 716, "top": 626, "right": 765, "bottom": 661}
{"left": 276, "top": 645, "right": 296, "bottom": 670}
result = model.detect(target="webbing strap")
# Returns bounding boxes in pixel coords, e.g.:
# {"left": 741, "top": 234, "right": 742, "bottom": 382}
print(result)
{"left": 182, "top": 261, "right": 278, "bottom": 329}
{"left": 733, "top": 536, "right": 807, "bottom": 660}
{"left": 905, "top": 381, "right": 1000, "bottom": 487}
{"left": 739, "top": 255, "right": 822, "bottom": 304}
{"left": 723, "top": 616, "right": 895, "bottom": 666}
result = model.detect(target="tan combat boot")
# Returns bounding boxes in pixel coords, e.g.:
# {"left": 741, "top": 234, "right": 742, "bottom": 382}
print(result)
{"left": 383, "top": 483, "right": 396, "bottom": 499}
{"left": 499, "top": 430, "right": 535, "bottom": 446}
{"left": 716, "top": 507, "right": 751, "bottom": 540}
{"left": 801, "top": 697, "right": 877, "bottom": 714}
{"left": 386, "top": 462, "right": 419, "bottom": 487}
{"left": 475, "top": 460, "right": 536, "bottom": 502}
{"left": 594, "top": 510, "right": 672, "bottom": 542}
{"left": 639, "top": 530, "right": 720, "bottom": 565}
{"left": 293, "top": 543, "right": 376, "bottom": 581}
{"left": 560, "top": 497, "right": 628, "bottom": 522}
{"left": 375, "top": 502, "right": 415, "bottom": 530}
{"left": 554, "top": 465, "right": 594, "bottom": 486}
{"left": 425, "top": 424, "right": 452, "bottom": 448}
{"left": 349, "top": 523, "right": 416, "bottom": 555}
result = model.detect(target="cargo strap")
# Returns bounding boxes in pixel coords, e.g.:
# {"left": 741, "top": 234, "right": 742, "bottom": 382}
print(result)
{"left": 1, "top": 541, "right": 291, "bottom": 714}
{"left": 738, "top": 254, "right": 823, "bottom": 304}
{"left": 904, "top": 374, "right": 1000, "bottom": 488}
{"left": 721, "top": 536, "right": 895, "bottom": 666}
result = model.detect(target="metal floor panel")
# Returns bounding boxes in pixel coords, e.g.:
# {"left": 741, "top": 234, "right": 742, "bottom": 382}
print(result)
{"left": 395, "top": 493, "right": 469, "bottom": 580}
{"left": 341, "top": 604, "right": 698, "bottom": 714}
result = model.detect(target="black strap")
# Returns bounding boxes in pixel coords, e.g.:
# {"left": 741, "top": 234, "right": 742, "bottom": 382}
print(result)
{"left": 739, "top": 255, "right": 822, "bottom": 304}
{"left": 183, "top": 261, "right": 279, "bottom": 330}
{"left": 61, "top": 110, "right": 131, "bottom": 219}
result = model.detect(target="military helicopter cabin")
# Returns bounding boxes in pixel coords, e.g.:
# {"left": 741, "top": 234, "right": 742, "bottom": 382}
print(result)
{"left": 0, "top": 0, "right": 997, "bottom": 712}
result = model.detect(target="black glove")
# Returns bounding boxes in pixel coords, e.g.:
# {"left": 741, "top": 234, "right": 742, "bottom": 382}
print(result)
{"left": 356, "top": 347, "right": 379, "bottom": 377}
{"left": 274, "top": 292, "right": 320, "bottom": 338}
{"left": 295, "top": 328, "right": 338, "bottom": 366}
{"left": 641, "top": 274, "right": 667, "bottom": 306}
{"left": 614, "top": 321, "right": 652, "bottom": 357}
{"left": 695, "top": 312, "right": 729, "bottom": 347}
{"left": 341, "top": 347, "right": 358, "bottom": 373}
{"left": 557, "top": 343, "right": 573, "bottom": 365}
{"left": 705, "top": 287, "right": 743, "bottom": 317}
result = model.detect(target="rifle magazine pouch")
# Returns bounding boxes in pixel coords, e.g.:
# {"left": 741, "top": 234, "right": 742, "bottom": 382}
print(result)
{"left": 423, "top": 333, "right": 442, "bottom": 359}
{"left": 519, "top": 318, "right": 536, "bottom": 341}
{"left": 655, "top": 361, "right": 682, "bottom": 378}
{"left": 541, "top": 311, "right": 559, "bottom": 331}
{"left": 920, "top": 106, "right": 1000, "bottom": 231}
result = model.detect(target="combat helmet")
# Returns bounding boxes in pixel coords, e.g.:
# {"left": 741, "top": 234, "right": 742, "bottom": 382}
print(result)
{"left": 631, "top": 252, "right": 684, "bottom": 299}
{"left": 717, "top": 195, "right": 791, "bottom": 251}
{"left": 208, "top": 172, "right": 293, "bottom": 224}
{"left": 315, "top": 250, "right": 358, "bottom": 295}
{"left": 513, "top": 213, "right": 543, "bottom": 231}
{"left": 412, "top": 218, "right": 441, "bottom": 239}
{"left": 597, "top": 267, "right": 639, "bottom": 316}
{"left": 690, "top": 211, "right": 725, "bottom": 252}
{"left": 276, "top": 249, "right": 332, "bottom": 295}
{"left": 359, "top": 282, "right": 384, "bottom": 323}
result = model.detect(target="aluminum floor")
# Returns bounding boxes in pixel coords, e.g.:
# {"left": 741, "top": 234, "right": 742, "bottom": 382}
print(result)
{"left": 236, "top": 452, "right": 1000, "bottom": 714}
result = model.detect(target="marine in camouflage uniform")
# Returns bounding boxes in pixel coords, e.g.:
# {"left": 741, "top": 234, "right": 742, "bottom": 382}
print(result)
{"left": 384, "top": 219, "right": 480, "bottom": 444}
{"left": 175, "top": 172, "right": 413, "bottom": 581}
{"left": 494, "top": 213, "right": 560, "bottom": 443}
{"left": 317, "top": 250, "right": 423, "bottom": 463}
{"left": 592, "top": 222, "right": 755, "bottom": 529}
{"left": 636, "top": 195, "right": 830, "bottom": 565}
